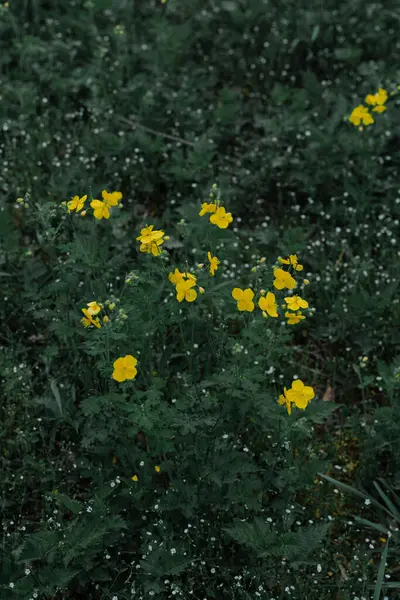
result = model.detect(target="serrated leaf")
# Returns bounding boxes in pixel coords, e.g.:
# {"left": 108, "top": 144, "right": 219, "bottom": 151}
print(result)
{"left": 56, "top": 493, "right": 83, "bottom": 515}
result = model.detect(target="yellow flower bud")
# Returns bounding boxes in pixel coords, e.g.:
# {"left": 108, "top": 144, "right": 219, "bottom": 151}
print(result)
{"left": 131, "top": 475, "right": 138, "bottom": 481}
{"left": 103, "top": 316, "right": 109, "bottom": 323}
{"left": 199, "top": 287, "right": 205, "bottom": 294}
{"left": 259, "top": 257, "right": 266, "bottom": 263}
{"left": 197, "top": 263, "right": 204, "bottom": 269}
{"left": 16, "top": 197, "right": 24, "bottom": 204}
{"left": 80, "top": 210, "right": 87, "bottom": 216}
{"left": 109, "top": 302, "right": 116, "bottom": 311}
{"left": 155, "top": 465, "right": 161, "bottom": 473}
{"left": 303, "top": 279, "right": 310, "bottom": 285}
{"left": 251, "top": 267, "right": 257, "bottom": 273}
{"left": 260, "top": 289, "right": 266, "bottom": 295}
{"left": 262, "top": 311, "right": 268, "bottom": 319}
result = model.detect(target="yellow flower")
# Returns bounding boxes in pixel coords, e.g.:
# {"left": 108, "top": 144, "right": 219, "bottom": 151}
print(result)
{"left": 232, "top": 288, "right": 255, "bottom": 312}
{"left": 285, "top": 379, "right": 315, "bottom": 409}
{"left": 258, "top": 291, "right": 278, "bottom": 317}
{"left": 199, "top": 202, "right": 217, "bottom": 216}
{"left": 278, "top": 389, "right": 292, "bottom": 415}
{"left": 91, "top": 199, "right": 110, "bottom": 220}
{"left": 284, "top": 295, "right": 308, "bottom": 311}
{"left": 207, "top": 251, "right": 220, "bottom": 276}
{"left": 169, "top": 268, "right": 185, "bottom": 285}
{"left": 273, "top": 268, "right": 297, "bottom": 290}
{"left": 365, "top": 88, "right": 387, "bottom": 107}
{"left": 209, "top": 207, "right": 233, "bottom": 229}
{"left": 137, "top": 225, "right": 166, "bottom": 256}
{"left": 112, "top": 355, "right": 138, "bottom": 382}
{"left": 278, "top": 254, "right": 303, "bottom": 271}
{"left": 102, "top": 189, "right": 122, "bottom": 206}
{"left": 67, "top": 194, "right": 87, "bottom": 213}
{"left": 278, "top": 380, "right": 314, "bottom": 414}
{"left": 81, "top": 308, "right": 101, "bottom": 329}
{"left": 86, "top": 301, "right": 102, "bottom": 316}
{"left": 131, "top": 475, "right": 138, "bottom": 481}
{"left": 285, "top": 311, "right": 305, "bottom": 325}
{"left": 155, "top": 465, "right": 161, "bottom": 473}
{"left": 176, "top": 278, "right": 197, "bottom": 303}
{"left": 349, "top": 105, "right": 374, "bottom": 127}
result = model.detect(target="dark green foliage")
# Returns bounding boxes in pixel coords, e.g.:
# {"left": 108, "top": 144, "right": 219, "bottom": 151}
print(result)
{"left": 0, "top": 0, "right": 399, "bottom": 598}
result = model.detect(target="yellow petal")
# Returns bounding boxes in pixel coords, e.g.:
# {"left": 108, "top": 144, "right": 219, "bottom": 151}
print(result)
{"left": 112, "top": 368, "right": 126, "bottom": 382}
{"left": 232, "top": 288, "right": 243, "bottom": 301}
{"left": 185, "top": 288, "right": 197, "bottom": 302}
{"left": 124, "top": 366, "right": 137, "bottom": 380}
{"left": 124, "top": 355, "right": 138, "bottom": 368}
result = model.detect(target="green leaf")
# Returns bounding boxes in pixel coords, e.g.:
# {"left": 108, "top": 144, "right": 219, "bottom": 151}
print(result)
{"left": 354, "top": 517, "right": 389, "bottom": 536}
{"left": 50, "top": 379, "right": 63, "bottom": 415}
{"left": 373, "top": 481, "right": 400, "bottom": 521}
{"left": 334, "top": 47, "right": 362, "bottom": 60}
{"left": 56, "top": 493, "right": 83, "bottom": 515}
{"left": 311, "top": 25, "right": 320, "bottom": 42}
{"left": 374, "top": 538, "right": 389, "bottom": 600}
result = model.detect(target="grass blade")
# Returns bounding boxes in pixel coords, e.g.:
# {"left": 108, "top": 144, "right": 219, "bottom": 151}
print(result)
{"left": 373, "top": 538, "right": 389, "bottom": 600}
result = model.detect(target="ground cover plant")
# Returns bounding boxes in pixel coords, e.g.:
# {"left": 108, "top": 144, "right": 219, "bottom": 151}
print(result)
{"left": 0, "top": 0, "right": 399, "bottom": 599}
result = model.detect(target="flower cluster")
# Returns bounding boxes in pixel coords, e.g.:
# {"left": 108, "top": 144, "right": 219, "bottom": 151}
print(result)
{"left": 231, "top": 254, "right": 310, "bottom": 326}
{"left": 199, "top": 187, "right": 233, "bottom": 229}
{"left": 349, "top": 88, "right": 388, "bottom": 130}
{"left": 136, "top": 225, "right": 167, "bottom": 256}
{"left": 77, "top": 190, "right": 314, "bottom": 418}
{"left": 81, "top": 301, "right": 103, "bottom": 328}
{"left": 80, "top": 300, "right": 111, "bottom": 328}
{"left": 66, "top": 190, "right": 123, "bottom": 219}
{"left": 278, "top": 379, "right": 315, "bottom": 415}
{"left": 168, "top": 269, "right": 204, "bottom": 302}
